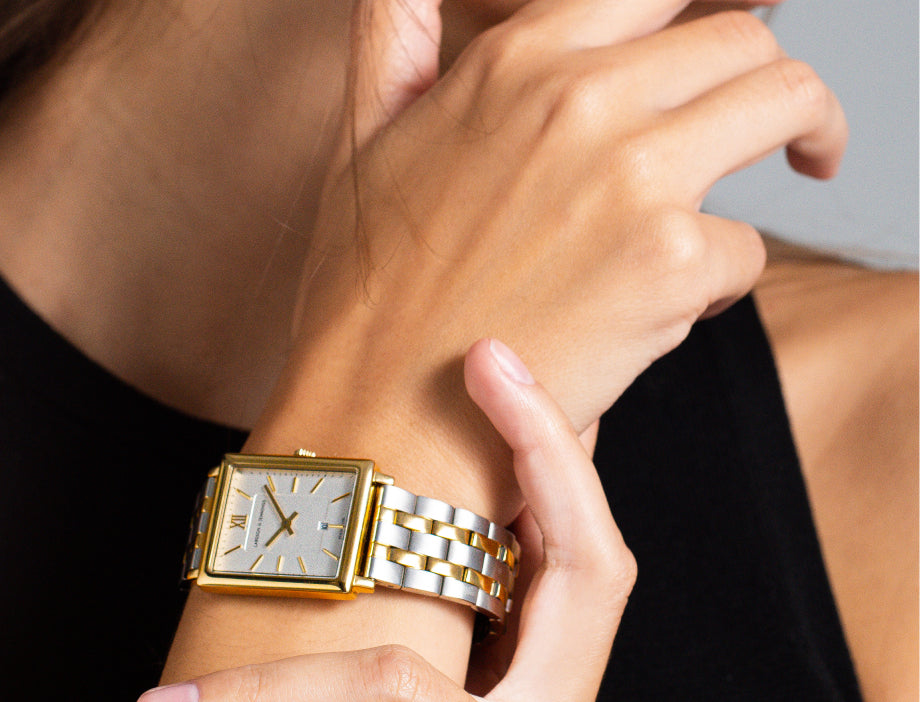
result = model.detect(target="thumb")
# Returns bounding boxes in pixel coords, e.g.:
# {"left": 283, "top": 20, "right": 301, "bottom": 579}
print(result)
{"left": 333, "top": 0, "right": 443, "bottom": 170}
{"left": 139, "top": 646, "right": 476, "bottom": 702}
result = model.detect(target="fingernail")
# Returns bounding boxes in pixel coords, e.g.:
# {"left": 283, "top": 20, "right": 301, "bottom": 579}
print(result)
{"left": 137, "top": 683, "right": 199, "bottom": 702}
{"left": 489, "top": 339, "right": 535, "bottom": 385}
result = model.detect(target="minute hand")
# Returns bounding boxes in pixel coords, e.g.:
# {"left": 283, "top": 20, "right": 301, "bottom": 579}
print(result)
{"left": 263, "top": 484, "right": 295, "bottom": 534}
{"left": 265, "top": 511, "right": 299, "bottom": 548}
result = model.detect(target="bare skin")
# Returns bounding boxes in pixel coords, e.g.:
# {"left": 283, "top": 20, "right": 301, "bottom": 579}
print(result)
{"left": 157, "top": 0, "right": 848, "bottom": 683}
{"left": 0, "top": 0, "right": 913, "bottom": 698}
{"left": 754, "top": 246, "right": 918, "bottom": 702}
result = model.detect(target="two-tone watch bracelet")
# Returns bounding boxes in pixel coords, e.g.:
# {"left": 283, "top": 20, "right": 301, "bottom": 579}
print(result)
{"left": 367, "top": 484, "right": 520, "bottom": 634}
{"left": 183, "top": 469, "right": 520, "bottom": 638}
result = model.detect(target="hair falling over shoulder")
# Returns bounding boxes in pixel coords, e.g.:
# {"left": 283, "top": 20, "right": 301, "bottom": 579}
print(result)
{"left": 0, "top": 0, "right": 105, "bottom": 107}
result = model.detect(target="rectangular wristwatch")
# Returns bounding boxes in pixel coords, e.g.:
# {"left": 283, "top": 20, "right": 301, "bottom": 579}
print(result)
{"left": 183, "top": 451, "right": 520, "bottom": 636}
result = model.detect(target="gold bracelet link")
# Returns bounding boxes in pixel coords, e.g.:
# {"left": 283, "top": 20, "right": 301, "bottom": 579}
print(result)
{"left": 366, "top": 485, "right": 519, "bottom": 627}
{"left": 182, "top": 470, "right": 218, "bottom": 580}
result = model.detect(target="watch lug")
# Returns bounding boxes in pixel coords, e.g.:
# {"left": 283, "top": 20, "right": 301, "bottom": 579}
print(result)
{"left": 373, "top": 472, "right": 394, "bottom": 486}
{"left": 352, "top": 576, "right": 376, "bottom": 593}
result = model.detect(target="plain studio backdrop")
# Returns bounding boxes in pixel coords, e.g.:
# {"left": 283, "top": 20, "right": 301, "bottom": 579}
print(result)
{"left": 704, "top": 0, "right": 918, "bottom": 270}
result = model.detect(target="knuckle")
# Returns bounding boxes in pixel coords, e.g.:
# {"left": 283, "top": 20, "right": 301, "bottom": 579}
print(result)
{"left": 552, "top": 70, "right": 611, "bottom": 126}
{"left": 590, "top": 536, "right": 637, "bottom": 616}
{"left": 607, "top": 548, "right": 638, "bottom": 601}
{"left": 772, "top": 58, "right": 827, "bottom": 120}
{"left": 470, "top": 19, "right": 542, "bottom": 80}
{"left": 712, "top": 10, "right": 779, "bottom": 62}
{"left": 596, "top": 534, "right": 637, "bottom": 582}
{"left": 644, "top": 208, "right": 707, "bottom": 277}
{"left": 607, "top": 131, "right": 659, "bottom": 198}
{"left": 364, "top": 644, "right": 435, "bottom": 701}
{"left": 617, "top": 546, "right": 639, "bottom": 592}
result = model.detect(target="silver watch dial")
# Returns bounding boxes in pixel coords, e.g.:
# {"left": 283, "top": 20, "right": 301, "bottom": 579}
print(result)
{"left": 210, "top": 465, "right": 358, "bottom": 580}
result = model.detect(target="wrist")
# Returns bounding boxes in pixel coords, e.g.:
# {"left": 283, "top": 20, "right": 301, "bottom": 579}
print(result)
{"left": 244, "top": 349, "right": 524, "bottom": 527}
{"left": 245, "top": 408, "right": 522, "bottom": 529}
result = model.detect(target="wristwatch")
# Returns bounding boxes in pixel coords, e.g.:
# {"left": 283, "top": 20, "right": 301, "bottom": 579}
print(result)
{"left": 183, "top": 451, "right": 519, "bottom": 636}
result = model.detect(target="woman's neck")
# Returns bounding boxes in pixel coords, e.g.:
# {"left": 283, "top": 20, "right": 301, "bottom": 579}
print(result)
{"left": 0, "top": 1, "right": 352, "bottom": 427}
{"left": 0, "top": 0, "right": 505, "bottom": 427}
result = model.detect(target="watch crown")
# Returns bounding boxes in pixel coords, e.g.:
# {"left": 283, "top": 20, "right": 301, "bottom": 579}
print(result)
{"left": 295, "top": 449, "right": 317, "bottom": 457}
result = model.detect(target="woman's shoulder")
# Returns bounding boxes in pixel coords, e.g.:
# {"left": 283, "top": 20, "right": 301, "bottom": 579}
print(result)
{"left": 753, "top": 240, "right": 918, "bottom": 702}
{"left": 753, "top": 240, "right": 916, "bottom": 475}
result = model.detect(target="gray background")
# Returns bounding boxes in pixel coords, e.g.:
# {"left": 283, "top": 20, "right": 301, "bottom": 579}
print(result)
{"left": 703, "top": 1, "right": 918, "bottom": 269}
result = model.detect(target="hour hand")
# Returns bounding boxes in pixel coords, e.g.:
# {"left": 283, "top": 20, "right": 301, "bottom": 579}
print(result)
{"left": 265, "top": 511, "right": 299, "bottom": 548}
{"left": 263, "top": 483, "right": 295, "bottom": 535}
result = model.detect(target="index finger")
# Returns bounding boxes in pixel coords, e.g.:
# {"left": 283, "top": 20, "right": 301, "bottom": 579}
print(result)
{"left": 657, "top": 57, "right": 848, "bottom": 202}
{"left": 510, "top": 0, "right": 781, "bottom": 51}
{"left": 464, "top": 339, "right": 635, "bottom": 702}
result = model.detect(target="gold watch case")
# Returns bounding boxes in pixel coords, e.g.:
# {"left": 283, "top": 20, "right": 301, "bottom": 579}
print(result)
{"left": 194, "top": 453, "right": 393, "bottom": 599}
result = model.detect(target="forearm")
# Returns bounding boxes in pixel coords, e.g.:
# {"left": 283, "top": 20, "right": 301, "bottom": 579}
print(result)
{"left": 164, "top": 581, "right": 475, "bottom": 683}
{"left": 162, "top": 338, "right": 517, "bottom": 683}
{"left": 152, "top": 339, "right": 631, "bottom": 702}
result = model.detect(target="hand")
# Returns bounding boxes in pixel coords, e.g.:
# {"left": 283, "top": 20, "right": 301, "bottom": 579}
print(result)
{"left": 248, "top": 0, "right": 846, "bottom": 525}
{"left": 141, "top": 340, "right": 633, "bottom": 702}
{"left": 263, "top": 484, "right": 299, "bottom": 547}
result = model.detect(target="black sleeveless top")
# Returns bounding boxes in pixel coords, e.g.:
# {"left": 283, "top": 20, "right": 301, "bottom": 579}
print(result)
{"left": 0, "top": 277, "right": 862, "bottom": 701}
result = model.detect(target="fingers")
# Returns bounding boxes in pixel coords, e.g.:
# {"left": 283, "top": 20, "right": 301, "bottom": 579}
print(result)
{"left": 332, "top": 0, "right": 443, "bottom": 171}
{"left": 578, "top": 12, "right": 845, "bottom": 192}
{"left": 658, "top": 57, "right": 847, "bottom": 198}
{"left": 607, "top": 11, "right": 785, "bottom": 113}
{"left": 464, "top": 339, "right": 617, "bottom": 563}
{"left": 464, "top": 340, "right": 635, "bottom": 702}
{"left": 513, "top": 0, "right": 780, "bottom": 50}
{"left": 139, "top": 646, "right": 475, "bottom": 702}
{"left": 511, "top": 0, "right": 696, "bottom": 50}
{"left": 462, "top": 8, "right": 844, "bottom": 198}
{"left": 695, "top": 212, "right": 766, "bottom": 316}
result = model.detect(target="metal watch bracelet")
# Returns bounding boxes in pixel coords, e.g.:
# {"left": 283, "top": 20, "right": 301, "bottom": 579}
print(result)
{"left": 367, "top": 484, "right": 520, "bottom": 628}
{"left": 183, "top": 469, "right": 520, "bottom": 635}
{"left": 183, "top": 472, "right": 218, "bottom": 579}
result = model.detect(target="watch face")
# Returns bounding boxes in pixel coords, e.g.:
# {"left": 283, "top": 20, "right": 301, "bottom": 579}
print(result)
{"left": 203, "top": 455, "right": 376, "bottom": 592}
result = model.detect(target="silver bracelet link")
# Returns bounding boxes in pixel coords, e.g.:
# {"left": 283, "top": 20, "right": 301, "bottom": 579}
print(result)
{"left": 365, "top": 485, "right": 520, "bottom": 624}
{"left": 182, "top": 472, "right": 218, "bottom": 579}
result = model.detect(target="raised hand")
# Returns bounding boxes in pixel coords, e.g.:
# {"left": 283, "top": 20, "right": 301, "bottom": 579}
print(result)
{"left": 143, "top": 340, "right": 633, "bottom": 702}
{"left": 248, "top": 0, "right": 846, "bottom": 526}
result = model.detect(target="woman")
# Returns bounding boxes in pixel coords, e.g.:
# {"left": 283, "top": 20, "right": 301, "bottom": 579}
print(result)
{"left": 0, "top": 0, "right": 914, "bottom": 699}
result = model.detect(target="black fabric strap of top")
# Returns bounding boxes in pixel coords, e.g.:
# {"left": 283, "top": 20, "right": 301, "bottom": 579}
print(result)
{"left": 594, "top": 295, "right": 862, "bottom": 701}
{"left": 0, "top": 271, "right": 861, "bottom": 699}
{"left": 0, "top": 275, "right": 247, "bottom": 698}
